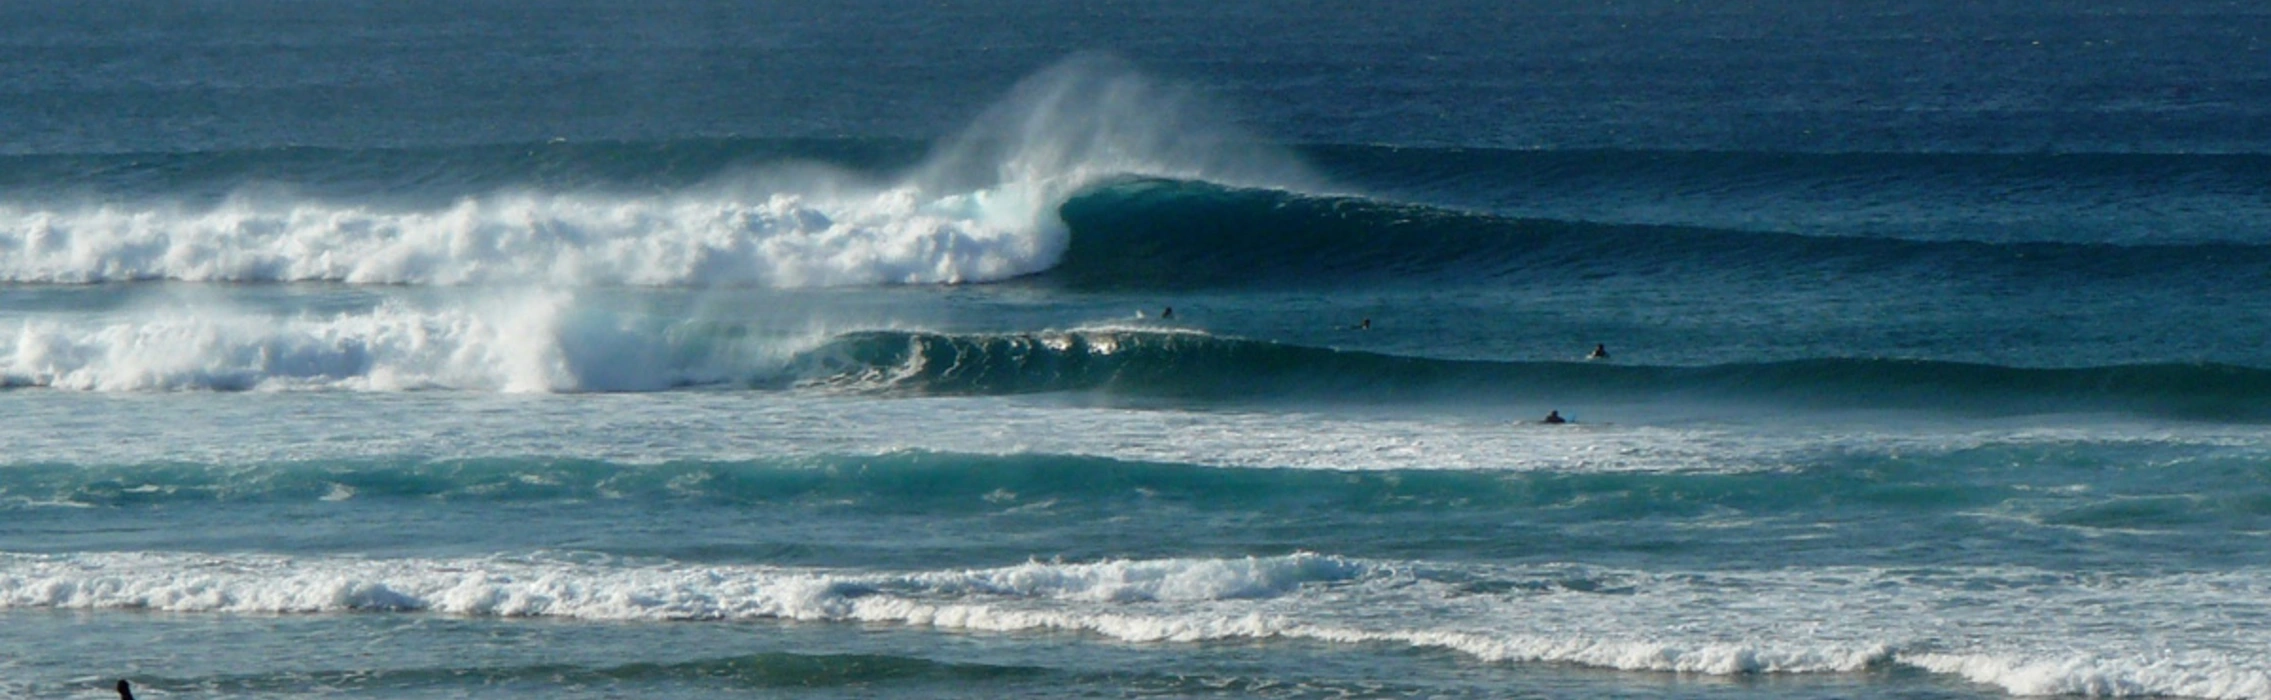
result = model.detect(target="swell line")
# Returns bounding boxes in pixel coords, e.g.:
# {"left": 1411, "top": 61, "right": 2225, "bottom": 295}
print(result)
{"left": 786, "top": 328, "right": 2271, "bottom": 418}
{"left": 1043, "top": 177, "right": 2271, "bottom": 290}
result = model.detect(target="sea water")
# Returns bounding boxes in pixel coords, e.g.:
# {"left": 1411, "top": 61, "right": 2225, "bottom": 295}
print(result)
{"left": 3, "top": 2, "right": 2269, "bottom": 698}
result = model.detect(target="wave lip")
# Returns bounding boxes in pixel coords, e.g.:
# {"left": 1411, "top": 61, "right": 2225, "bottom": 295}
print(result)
{"left": 24, "top": 152, "right": 2270, "bottom": 292}
{"left": 0, "top": 56, "right": 1313, "bottom": 289}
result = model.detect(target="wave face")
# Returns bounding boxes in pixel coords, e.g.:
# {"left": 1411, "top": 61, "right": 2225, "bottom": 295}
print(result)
{"left": 1045, "top": 176, "right": 2271, "bottom": 290}
{"left": 16, "top": 172, "right": 2266, "bottom": 291}
{"left": 0, "top": 56, "right": 1312, "bottom": 288}
{"left": 779, "top": 329, "right": 2271, "bottom": 419}
{"left": 12, "top": 313, "right": 2271, "bottom": 420}
{"left": 1300, "top": 148, "right": 2271, "bottom": 246}
{"left": 7, "top": 145, "right": 2271, "bottom": 292}
{"left": 12, "top": 135, "right": 2271, "bottom": 301}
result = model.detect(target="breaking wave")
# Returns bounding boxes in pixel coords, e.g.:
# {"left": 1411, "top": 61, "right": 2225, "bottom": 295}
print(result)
{"left": 784, "top": 328, "right": 2271, "bottom": 418}
{"left": 11, "top": 312, "right": 2271, "bottom": 420}
{"left": 3, "top": 552, "right": 2263, "bottom": 698}
{"left": 0, "top": 55, "right": 1313, "bottom": 288}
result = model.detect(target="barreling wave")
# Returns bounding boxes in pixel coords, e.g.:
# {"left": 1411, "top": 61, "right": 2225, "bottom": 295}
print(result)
{"left": 37, "top": 167, "right": 2261, "bottom": 291}
{"left": 9, "top": 115, "right": 2271, "bottom": 291}
{"left": 785, "top": 328, "right": 2271, "bottom": 419}
{"left": 1042, "top": 176, "right": 2271, "bottom": 290}
{"left": 0, "top": 55, "right": 1313, "bottom": 288}
{"left": 10, "top": 142, "right": 2268, "bottom": 290}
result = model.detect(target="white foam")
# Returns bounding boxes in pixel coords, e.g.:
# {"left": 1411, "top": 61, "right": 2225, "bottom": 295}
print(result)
{"left": 1298, "top": 627, "right": 1892, "bottom": 675}
{"left": 0, "top": 297, "right": 1246, "bottom": 394}
{"left": 0, "top": 56, "right": 1312, "bottom": 289}
{"left": 0, "top": 551, "right": 1364, "bottom": 619}
{"left": 5, "top": 552, "right": 2266, "bottom": 698}
{"left": 1909, "top": 652, "right": 2271, "bottom": 699}
{"left": 0, "top": 188, "right": 1055, "bottom": 287}
{"left": 0, "top": 293, "right": 803, "bottom": 392}
{"left": 6, "top": 295, "right": 550, "bottom": 391}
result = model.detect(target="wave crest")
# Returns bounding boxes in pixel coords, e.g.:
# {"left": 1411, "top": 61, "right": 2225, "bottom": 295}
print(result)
{"left": 0, "top": 187, "right": 1052, "bottom": 287}
{"left": 15, "top": 315, "right": 2271, "bottom": 422}
{"left": 0, "top": 56, "right": 1310, "bottom": 289}
{"left": 782, "top": 328, "right": 2271, "bottom": 418}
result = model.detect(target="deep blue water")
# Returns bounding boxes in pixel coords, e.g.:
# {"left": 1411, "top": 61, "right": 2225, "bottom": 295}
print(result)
{"left": 3, "top": 3, "right": 2269, "bottom": 698}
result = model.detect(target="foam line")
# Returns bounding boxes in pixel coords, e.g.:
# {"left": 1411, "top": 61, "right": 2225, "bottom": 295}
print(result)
{"left": 4, "top": 552, "right": 2266, "bottom": 698}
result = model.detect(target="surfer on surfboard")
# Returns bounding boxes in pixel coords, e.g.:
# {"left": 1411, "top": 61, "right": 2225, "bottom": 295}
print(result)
{"left": 1586, "top": 343, "right": 1608, "bottom": 360}
{"left": 1542, "top": 410, "right": 1567, "bottom": 424}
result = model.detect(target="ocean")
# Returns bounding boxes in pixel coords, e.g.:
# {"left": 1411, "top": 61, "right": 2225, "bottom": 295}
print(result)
{"left": 3, "top": 2, "right": 2269, "bottom": 698}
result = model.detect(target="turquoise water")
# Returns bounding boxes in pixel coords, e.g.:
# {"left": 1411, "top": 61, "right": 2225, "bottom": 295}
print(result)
{"left": 5, "top": 2, "right": 2271, "bottom": 698}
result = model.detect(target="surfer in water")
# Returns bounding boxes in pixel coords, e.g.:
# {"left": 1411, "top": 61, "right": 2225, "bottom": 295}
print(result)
{"left": 1542, "top": 410, "right": 1567, "bottom": 424}
{"left": 1586, "top": 343, "right": 1609, "bottom": 360}
{"left": 1161, "top": 306, "right": 1174, "bottom": 320}
{"left": 1356, "top": 318, "right": 1371, "bottom": 330}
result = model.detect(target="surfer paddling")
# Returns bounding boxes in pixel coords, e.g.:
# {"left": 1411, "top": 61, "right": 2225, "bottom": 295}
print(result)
{"left": 1542, "top": 410, "right": 1567, "bottom": 424}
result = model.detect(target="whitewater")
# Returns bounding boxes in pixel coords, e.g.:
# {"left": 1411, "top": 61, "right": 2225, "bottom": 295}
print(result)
{"left": 0, "top": 57, "right": 1312, "bottom": 288}
{"left": 7, "top": 3, "right": 2271, "bottom": 699}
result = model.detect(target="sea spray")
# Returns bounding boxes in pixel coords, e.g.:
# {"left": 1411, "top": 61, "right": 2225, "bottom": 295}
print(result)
{"left": 911, "top": 53, "right": 1318, "bottom": 233}
{"left": 0, "top": 56, "right": 1314, "bottom": 288}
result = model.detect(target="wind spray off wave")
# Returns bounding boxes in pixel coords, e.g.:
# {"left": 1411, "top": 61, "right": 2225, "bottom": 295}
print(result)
{"left": 0, "top": 56, "right": 1311, "bottom": 288}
